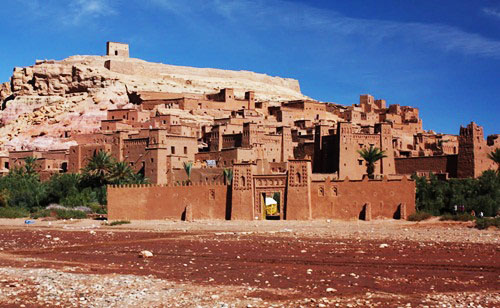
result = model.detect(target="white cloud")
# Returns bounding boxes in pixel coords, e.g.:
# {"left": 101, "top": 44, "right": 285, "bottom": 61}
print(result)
{"left": 482, "top": 7, "right": 500, "bottom": 19}
{"left": 67, "top": 0, "right": 116, "bottom": 25}
{"left": 14, "top": 0, "right": 116, "bottom": 26}
{"left": 149, "top": 0, "right": 500, "bottom": 59}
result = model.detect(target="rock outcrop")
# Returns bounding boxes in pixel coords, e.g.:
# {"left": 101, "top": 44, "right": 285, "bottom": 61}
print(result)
{"left": 0, "top": 55, "right": 307, "bottom": 155}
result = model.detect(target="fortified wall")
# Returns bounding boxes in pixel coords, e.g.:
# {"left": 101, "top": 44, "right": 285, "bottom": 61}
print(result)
{"left": 108, "top": 161, "right": 416, "bottom": 221}
{"left": 108, "top": 181, "right": 228, "bottom": 221}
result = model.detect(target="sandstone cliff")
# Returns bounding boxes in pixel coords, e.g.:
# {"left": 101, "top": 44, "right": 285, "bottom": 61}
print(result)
{"left": 0, "top": 55, "right": 307, "bottom": 154}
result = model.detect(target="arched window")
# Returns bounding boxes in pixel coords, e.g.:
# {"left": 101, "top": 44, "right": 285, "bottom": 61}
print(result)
{"left": 296, "top": 172, "right": 302, "bottom": 184}
{"left": 241, "top": 176, "right": 246, "bottom": 187}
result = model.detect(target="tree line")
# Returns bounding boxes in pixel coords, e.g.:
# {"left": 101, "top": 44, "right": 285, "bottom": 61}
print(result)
{"left": 0, "top": 151, "right": 147, "bottom": 216}
{"left": 0, "top": 147, "right": 499, "bottom": 218}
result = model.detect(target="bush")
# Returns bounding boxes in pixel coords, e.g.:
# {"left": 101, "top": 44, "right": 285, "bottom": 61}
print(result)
{"left": 31, "top": 208, "right": 87, "bottom": 220}
{"left": 108, "top": 220, "right": 131, "bottom": 226}
{"left": 0, "top": 172, "right": 47, "bottom": 210}
{"left": 439, "top": 213, "right": 476, "bottom": 222}
{"left": 0, "top": 207, "right": 29, "bottom": 218}
{"left": 89, "top": 203, "right": 107, "bottom": 214}
{"left": 475, "top": 217, "right": 500, "bottom": 230}
{"left": 55, "top": 209, "right": 87, "bottom": 219}
{"left": 31, "top": 209, "right": 51, "bottom": 219}
{"left": 413, "top": 171, "right": 500, "bottom": 217}
{"left": 408, "top": 211, "right": 432, "bottom": 221}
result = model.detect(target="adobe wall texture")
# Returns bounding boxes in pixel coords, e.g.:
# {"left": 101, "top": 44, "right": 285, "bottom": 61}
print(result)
{"left": 107, "top": 173, "right": 415, "bottom": 221}
{"left": 310, "top": 176, "right": 415, "bottom": 220}
{"left": 395, "top": 155, "right": 458, "bottom": 178}
{"left": 108, "top": 183, "right": 228, "bottom": 220}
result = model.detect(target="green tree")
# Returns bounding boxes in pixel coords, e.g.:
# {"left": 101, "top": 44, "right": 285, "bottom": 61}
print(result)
{"left": 23, "top": 156, "right": 39, "bottom": 177}
{"left": 487, "top": 148, "right": 500, "bottom": 172}
{"left": 109, "top": 161, "right": 134, "bottom": 184}
{"left": 183, "top": 161, "right": 193, "bottom": 183}
{"left": 128, "top": 172, "right": 149, "bottom": 185}
{"left": 0, "top": 169, "right": 47, "bottom": 210}
{"left": 357, "top": 146, "right": 387, "bottom": 179}
{"left": 412, "top": 171, "right": 500, "bottom": 217}
{"left": 45, "top": 173, "right": 81, "bottom": 205}
{"left": 82, "top": 150, "right": 115, "bottom": 187}
{"left": 223, "top": 168, "right": 233, "bottom": 185}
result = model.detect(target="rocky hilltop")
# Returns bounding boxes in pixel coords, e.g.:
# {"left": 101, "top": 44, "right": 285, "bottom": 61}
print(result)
{"left": 0, "top": 52, "right": 306, "bottom": 155}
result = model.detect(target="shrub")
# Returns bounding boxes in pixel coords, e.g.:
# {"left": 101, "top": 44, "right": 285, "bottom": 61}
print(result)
{"left": 31, "top": 209, "right": 51, "bottom": 219}
{"left": 408, "top": 211, "right": 432, "bottom": 221}
{"left": 54, "top": 209, "right": 87, "bottom": 220}
{"left": 475, "top": 217, "right": 500, "bottom": 230}
{"left": 0, "top": 207, "right": 29, "bottom": 218}
{"left": 108, "top": 220, "right": 131, "bottom": 226}
{"left": 439, "top": 213, "right": 476, "bottom": 222}
{"left": 31, "top": 208, "right": 87, "bottom": 220}
{"left": 89, "top": 203, "right": 107, "bottom": 214}
{"left": 413, "top": 171, "right": 500, "bottom": 217}
{"left": 45, "top": 173, "right": 81, "bottom": 205}
{"left": 0, "top": 172, "right": 47, "bottom": 210}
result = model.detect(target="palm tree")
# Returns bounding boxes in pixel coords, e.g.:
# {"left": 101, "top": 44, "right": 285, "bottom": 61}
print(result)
{"left": 223, "top": 168, "right": 233, "bottom": 185}
{"left": 183, "top": 161, "right": 193, "bottom": 184}
{"left": 129, "top": 172, "right": 149, "bottom": 184}
{"left": 109, "top": 161, "right": 135, "bottom": 184}
{"left": 23, "top": 156, "right": 39, "bottom": 176}
{"left": 487, "top": 148, "right": 500, "bottom": 172}
{"left": 82, "top": 150, "right": 115, "bottom": 186}
{"left": 357, "top": 146, "right": 387, "bottom": 179}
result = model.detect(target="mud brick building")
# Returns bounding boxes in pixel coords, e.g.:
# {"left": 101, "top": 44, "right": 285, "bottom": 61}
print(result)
{"left": 108, "top": 160, "right": 415, "bottom": 221}
{"left": 2, "top": 42, "right": 498, "bottom": 222}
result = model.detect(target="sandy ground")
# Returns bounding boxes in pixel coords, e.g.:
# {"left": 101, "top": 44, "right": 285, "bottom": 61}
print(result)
{"left": 0, "top": 218, "right": 498, "bottom": 307}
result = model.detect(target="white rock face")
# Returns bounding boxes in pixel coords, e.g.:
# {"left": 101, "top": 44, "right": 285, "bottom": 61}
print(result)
{"left": 0, "top": 55, "right": 307, "bottom": 155}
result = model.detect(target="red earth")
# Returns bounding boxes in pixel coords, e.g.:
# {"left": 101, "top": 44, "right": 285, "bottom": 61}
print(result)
{"left": 0, "top": 220, "right": 498, "bottom": 307}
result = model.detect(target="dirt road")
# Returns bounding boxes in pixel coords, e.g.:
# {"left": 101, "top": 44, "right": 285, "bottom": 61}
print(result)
{"left": 0, "top": 218, "right": 498, "bottom": 307}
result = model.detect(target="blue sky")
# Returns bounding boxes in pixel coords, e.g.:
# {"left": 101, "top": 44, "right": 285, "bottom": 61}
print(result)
{"left": 1, "top": 0, "right": 499, "bottom": 136}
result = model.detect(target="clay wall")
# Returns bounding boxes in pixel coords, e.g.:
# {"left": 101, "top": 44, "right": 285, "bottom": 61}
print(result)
{"left": 68, "top": 144, "right": 112, "bottom": 173}
{"left": 106, "top": 42, "right": 129, "bottom": 57}
{"left": 286, "top": 160, "right": 312, "bottom": 220}
{"left": 395, "top": 155, "right": 458, "bottom": 178}
{"left": 171, "top": 168, "right": 225, "bottom": 183}
{"left": 222, "top": 134, "right": 242, "bottom": 149}
{"left": 0, "top": 157, "right": 9, "bottom": 171}
{"left": 392, "top": 121, "right": 422, "bottom": 134}
{"left": 107, "top": 161, "right": 416, "bottom": 222}
{"left": 108, "top": 182, "right": 229, "bottom": 220}
{"left": 339, "top": 131, "right": 383, "bottom": 180}
{"left": 169, "top": 125, "right": 199, "bottom": 138}
{"left": 101, "top": 120, "right": 133, "bottom": 131}
{"left": 195, "top": 148, "right": 254, "bottom": 167}
{"left": 9, "top": 151, "right": 41, "bottom": 170}
{"left": 43, "top": 150, "right": 68, "bottom": 161}
{"left": 104, "top": 60, "right": 137, "bottom": 75}
{"left": 310, "top": 176, "right": 415, "bottom": 220}
{"left": 231, "top": 164, "right": 255, "bottom": 220}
